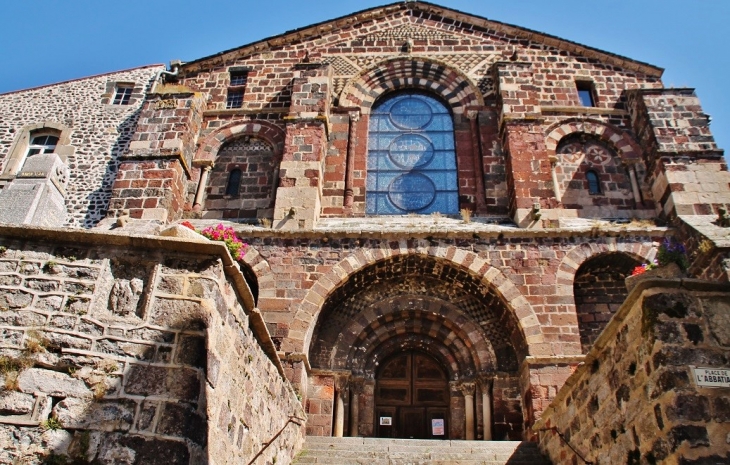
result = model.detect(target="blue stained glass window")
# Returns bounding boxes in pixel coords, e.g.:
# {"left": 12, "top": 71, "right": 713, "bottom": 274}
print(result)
{"left": 366, "top": 92, "right": 458, "bottom": 215}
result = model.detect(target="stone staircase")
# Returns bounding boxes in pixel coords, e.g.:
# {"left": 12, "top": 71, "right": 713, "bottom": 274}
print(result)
{"left": 293, "top": 437, "right": 551, "bottom": 464}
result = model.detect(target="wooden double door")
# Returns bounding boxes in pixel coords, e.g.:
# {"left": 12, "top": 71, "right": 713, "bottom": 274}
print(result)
{"left": 374, "top": 351, "right": 450, "bottom": 439}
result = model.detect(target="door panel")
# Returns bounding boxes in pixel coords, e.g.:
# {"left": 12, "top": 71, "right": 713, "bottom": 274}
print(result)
{"left": 375, "top": 351, "right": 450, "bottom": 439}
{"left": 400, "top": 408, "right": 425, "bottom": 439}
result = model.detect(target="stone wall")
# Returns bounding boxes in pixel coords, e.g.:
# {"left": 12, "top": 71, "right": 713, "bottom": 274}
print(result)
{"left": 0, "top": 65, "right": 163, "bottom": 228}
{"left": 0, "top": 225, "right": 304, "bottom": 464}
{"left": 177, "top": 2, "right": 665, "bottom": 222}
{"left": 535, "top": 280, "right": 730, "bottom": 465}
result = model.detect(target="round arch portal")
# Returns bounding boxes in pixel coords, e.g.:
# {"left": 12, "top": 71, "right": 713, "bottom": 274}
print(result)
{"left": 305, "top": 253, "right": 531, "bottom": 440}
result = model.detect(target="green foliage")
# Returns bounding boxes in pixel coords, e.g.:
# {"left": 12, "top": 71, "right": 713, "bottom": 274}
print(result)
{"left": 42, "top": 417, "right": 63, "bottom": 431}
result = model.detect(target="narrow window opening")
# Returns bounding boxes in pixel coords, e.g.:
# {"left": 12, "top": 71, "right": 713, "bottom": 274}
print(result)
{"left": 226, "top": 169, "right": 242, "bottom": 196}
{"left": 226, "top": 70, "right": 249, "bottom": 109}
{"left": 576, "top": 81, "right": 596, "bottom": 107}
{"left": 113, "top": 85, "right": 134, "bottom": 105}
{"left": 587, "top": 170, "right": 601, "bottom": 194}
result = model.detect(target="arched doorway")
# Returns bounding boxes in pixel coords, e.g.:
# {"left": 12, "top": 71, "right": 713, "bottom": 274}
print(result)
{"left": 375, "top": 351, "right": 450, "bottom": 439}
{"left": 305, "top": 254, "right": 530, "bottom": 440}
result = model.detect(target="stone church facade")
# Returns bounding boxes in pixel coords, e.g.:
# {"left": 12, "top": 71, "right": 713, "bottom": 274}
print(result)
{"left": 1, "top": 2, "right": 729, "bottom": 464}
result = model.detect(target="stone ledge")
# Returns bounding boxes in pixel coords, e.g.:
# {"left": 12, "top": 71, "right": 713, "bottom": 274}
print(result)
{"left": 185, "top": 217, "right": 671, "bottom": 241}
{"left": 540, "top": 105, "right": 628, "bottom": 116}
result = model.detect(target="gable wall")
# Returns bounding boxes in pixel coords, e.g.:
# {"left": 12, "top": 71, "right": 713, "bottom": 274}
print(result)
{"left": 179, "top": 6, "right": 663, "bottom": 220}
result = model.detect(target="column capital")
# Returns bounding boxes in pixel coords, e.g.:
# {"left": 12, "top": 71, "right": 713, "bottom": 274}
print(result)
{"left": 349, "top": 110, "right": 361, "bottom": 122}
{"left": 349, "top": 378, "right": 365, "bottom": 394}
{"left": 477, "top": 376, "right": 493, "bottom": 391}
{"left": 459, "top": 382, "right": 476, "bottom": 397}
{"left": 334, "top": 373, "right": 350, "bottom": 391}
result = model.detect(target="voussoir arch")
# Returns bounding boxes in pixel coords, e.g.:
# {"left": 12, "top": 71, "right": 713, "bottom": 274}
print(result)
{"left": 193, "top": 120, "right": 286, "bottom": 164}
{"left": 338, "top": 57, "right": 484, "bottom": 114}
{"left": 289, "top": 243, "right": 544, "bottom": 357}
{"left": 545, "top": 118, "right": 643, "bottom": 163}
{"left": 559, "top": 241, "right": 657, "bottom": 291}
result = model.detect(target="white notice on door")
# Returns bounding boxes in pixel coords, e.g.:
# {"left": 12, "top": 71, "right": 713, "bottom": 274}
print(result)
{"left": 380, "top": 417, "right": 392, "bottom": 426}
{"left": 432, "top": 418, "right": 444, "bottom": 436}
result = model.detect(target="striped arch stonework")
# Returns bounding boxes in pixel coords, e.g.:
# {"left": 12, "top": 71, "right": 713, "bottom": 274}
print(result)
{"left": 286, "top": 242, "right": 544, "bottom": 357}
{"left": 545, "top": 119, "right": 643, "bottom": 163}
{"left": 557, "top": 241, "right": 658, "bottom": 291}
{"left": 194, "top": 120, "right": 286, "bottom": 164}
{"left": 338, "top": 57, "right": 484, "bottom": 114}
{"left": 241, "top": 246, "right": 273, "bottom": 294}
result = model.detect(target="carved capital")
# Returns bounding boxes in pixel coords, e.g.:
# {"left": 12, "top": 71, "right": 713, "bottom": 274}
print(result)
{"left": 477, "top": 376, "right": 493, "bottom": 392}
{"left": 466, "top": 110, "right": 479, "bottom": 121}
{"left": 459, "top": 382, "right": 476, "bottom": 397}
{"left": 334, "top": 374, "right": 350, "bottom": 391}
{"left": 349, "top": 111, "right": 361, "bottom": 123}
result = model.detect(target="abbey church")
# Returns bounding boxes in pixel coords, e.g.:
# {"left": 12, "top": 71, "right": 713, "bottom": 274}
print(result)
{"left": 0, "top": 2, "right": 728, "bottom": 464}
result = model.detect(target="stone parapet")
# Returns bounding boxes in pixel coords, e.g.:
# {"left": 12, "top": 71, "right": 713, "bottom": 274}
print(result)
{"left": 535, "top": 279, "right": 730, "bottom": 464}
{"left": 0, "top": 225, "right": 303, "bottom": 464}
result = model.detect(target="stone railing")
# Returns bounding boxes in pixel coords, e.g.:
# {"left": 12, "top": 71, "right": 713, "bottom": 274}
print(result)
{"left": 534, "top": 278, "right": 730, "bottom": 464}
{"left": 0, "top": 224, "right": 304, "bottom": 464}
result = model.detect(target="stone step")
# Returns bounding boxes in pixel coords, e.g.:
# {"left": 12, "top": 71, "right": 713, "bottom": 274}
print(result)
{"left": 293, "top": 438, "right": 550, "bottom": 465}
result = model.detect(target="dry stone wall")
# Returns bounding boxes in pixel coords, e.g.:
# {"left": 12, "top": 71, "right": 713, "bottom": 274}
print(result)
{"left": 0, "top": 226, "right": 304, "bottom": 464}
{"left": 535, "top": 280, "right": 730, "bottom": 465}
{"left": 0, "top": 66, "right": 163, "bottom": 228}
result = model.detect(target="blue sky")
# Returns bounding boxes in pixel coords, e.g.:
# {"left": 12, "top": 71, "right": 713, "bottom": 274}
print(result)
{"left": 1, "top": 1, "right": 728, "bottom": 154}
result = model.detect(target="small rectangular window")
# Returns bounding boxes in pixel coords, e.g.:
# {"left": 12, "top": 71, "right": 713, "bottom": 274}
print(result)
{"left": 230, "top": 71, "right": 249, "bottom": 87}
{"left": 112, "top": 86, "right": 134, "bottom": 105}
{"left": 576, "top": 81, "right": 595, "bottom": 107}
{"left": 226, "top": 89, "right": 244, "bottom": 109}
{"left": 226, "top": 70, "right": 248, "bottom": 109}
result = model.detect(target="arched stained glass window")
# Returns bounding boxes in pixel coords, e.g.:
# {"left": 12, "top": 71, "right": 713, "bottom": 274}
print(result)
{"left": 586, "top": 170, "right": 601, "bottom": 194}
{"left": 366, "top": 92, "right": 458, "bottom": 215}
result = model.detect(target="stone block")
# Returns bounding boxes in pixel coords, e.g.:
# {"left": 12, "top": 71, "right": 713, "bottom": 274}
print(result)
{"left": 0, "top": 391, "right": 34, "bottom": 415}
{"left": 18, "top": 368, "right": 91, "bottom": 398}
{"left": 157, "top": 402, "right": 207, "bottom": 446}
{"left": 54, "top": 398, "right": 135, "bottom": 431}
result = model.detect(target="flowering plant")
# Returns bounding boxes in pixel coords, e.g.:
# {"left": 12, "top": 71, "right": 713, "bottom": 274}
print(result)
{"left": 656, "top": 237, "right": 689, "bottom": 271}
{"left": 199, "top": 223, "right": 248, "bottom": 261}
{"left": 630, "top": 238, "right": 689, "bottom": 276}
{"left": 631, "top": 260, "right": 658, "bottom": 276}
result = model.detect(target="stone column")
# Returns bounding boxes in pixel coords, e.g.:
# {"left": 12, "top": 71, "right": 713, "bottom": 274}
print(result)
{"left": 626, "top": 162, "right": 642, "bottom": 206}
{"left": 193, "top": 164, "right": 213, "bottom": 211}
{"left": 349, "top": 379, "right": 363, "bottom": 437}
{"left": 344, "top": 111, "right": 360, "bottom": 208}
{"left": 479, "top": 378, "right": 493, "bottom": 441}
{"left": 549, "top": 155, "right": 562, "bottom": 203}
{"left": 460, "top": 382, "right": 476, "bottom": 440}
{"left": 467, "top": 109, "right": 487, "bottom": 213}
{"left": 334, "top": 376, "right": 348, "bottom": 437}
{"left": 334, "top": 390, "right": 345, "bottom": 437}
